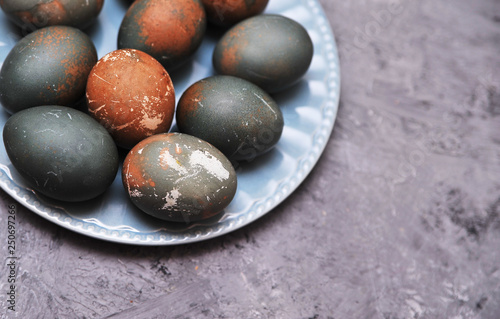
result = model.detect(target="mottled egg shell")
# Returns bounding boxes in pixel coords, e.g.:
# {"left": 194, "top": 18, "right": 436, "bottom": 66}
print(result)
{"left": 0, "top": 25, "right": 97, "bottom": 114}
{"left": 201, "top": 0, "right": 269, "bottom": 27}
{"left": 86, "top": 49, "right": 176, "bottom": 150}
{"left": 122, "top": 133, "right": 237, "bottom": 223}
{"left": 176, "top": 75, "right": 284, "bottom": 162}
{"left": 3, "top": 105, "right": 119, "bottom": 202}
{"left": 0, "top": 0, "right": 104, "bottom": 30}
{"left": 213, "top": 14, "right": 314, "bottom": 93}
{"left": 118, "top": 0, "right": 206, "bottom": 72}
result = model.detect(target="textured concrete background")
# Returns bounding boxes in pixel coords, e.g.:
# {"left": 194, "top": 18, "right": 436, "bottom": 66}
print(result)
{"left": 1, "top": 0, "right": 500, "bottom": 318}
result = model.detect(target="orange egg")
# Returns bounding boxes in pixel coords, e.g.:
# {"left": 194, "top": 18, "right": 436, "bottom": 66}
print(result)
{"left": 118, "top": 0, "right": 206, "bottom": 72}
{"left": 201, "top": 0, "right": 269, "bottom": 27}
{"left": 86, "top": 48, "right": 175, "bottom": 149}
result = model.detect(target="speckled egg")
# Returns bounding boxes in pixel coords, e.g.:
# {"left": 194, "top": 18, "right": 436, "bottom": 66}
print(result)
{"left": 176, "top": 75, "right": 284, "bottom": 162}
{"left": 118, "top": 0, "right": 206, "bottom": 72}
{"left": 0, "top": 25, "right": 97, "bottom": 114}
{"left": 213, "top": 14, "right": 314, "bottom": 93}
{"left": 3, "top": 105, "right": 119, "bottom": 202}
{"left": 201, "top": 0, "right": 269, "bottom": 27}
{"left": 86, "top": 49, "right": 176, "bottom": 150}
{"left": 0, "top": 0, "right": 104, "bottom": 31}
{"left": 122, "top": 132, "right": 237, "bottom": 223}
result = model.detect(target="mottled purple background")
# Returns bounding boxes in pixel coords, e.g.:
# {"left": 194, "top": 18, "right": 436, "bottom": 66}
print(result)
{"left": 1, "top": 0, "right": 499, "bottom": 318}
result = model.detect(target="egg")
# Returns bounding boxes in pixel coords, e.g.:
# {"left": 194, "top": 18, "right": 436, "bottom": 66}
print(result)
{"left": 0, "top": 0, "right": 104, "bottom": 31}
{"left": 86, "top": 49, "right": 176, "bottom": 150}
{"left": 176, "top": 75, "right": 284, "bottom": 162}
{"left": 118, "top": 0, "right": 206, "bottom": 72}
{"left": 122, "top": 132, "right": 237, "bottom": 223}
{"left": 3, "top": 105, "right": 119, "bottom": 202}
{"left": 213, "top": 14, "right": 314, "bottom": 93}
{"left": 201, "top": 0, "right": 269, "bottom": 27}
{"left": 0, "top": 25, "right": 97, "bottom": 114}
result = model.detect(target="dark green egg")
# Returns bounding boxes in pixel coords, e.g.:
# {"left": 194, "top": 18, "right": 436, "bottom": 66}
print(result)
{"left": 0, "top": 0, "right": 104, "bottom": 31}
{"left": 3, "top": 105, "right": 119, "bottom": 202}
{"left": 122, "top": 133, "right": 237, "bottom": 223}
{"left": 176, "top": 75, "right": 284, "bottom": 162}
{"left": 213, "top": 14, "right": 314, "bottom": 93}
{"left": 0, "top": 25, "right": 97, "bottom": 114}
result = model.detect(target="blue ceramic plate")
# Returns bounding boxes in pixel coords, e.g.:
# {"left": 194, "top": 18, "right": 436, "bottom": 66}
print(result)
{"left": 0, "top": 0, "right": 340, "bottom": 245}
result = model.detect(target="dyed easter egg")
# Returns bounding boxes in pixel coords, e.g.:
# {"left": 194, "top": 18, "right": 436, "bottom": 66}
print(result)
{"left": 86, "top": 49, "right": 175, "bottom": 149}
{"left": 213, "top": 14, "right": 313, "bottom": 93}
{"left": 122, "top": 133, "right": 237, "bottom": 223}
{"left": 201, "top": 0, "right": 269, "bottom": 27}
{"left": 0, "top": 0, "right": 104, "bottom": 31}
{"left": 3, "top": 105, "right": 119, "bottom": 202}
{"left": 0, "top": 25, "right": 97, "bottom": 114}
{"left": 118, "top": 0, "right": 206, "bottom": 72}
{"left": 176, "top": 75, "right": 284, "bottom": 161}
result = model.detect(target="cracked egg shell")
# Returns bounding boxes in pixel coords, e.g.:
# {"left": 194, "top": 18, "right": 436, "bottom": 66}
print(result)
{"left": 3, "top": 105, "right": 119, "bottom": 202}
{"left": 122, "top": 132, "right": 237, "bottom": 223}
{"left": 0, "top": 25, "right": 97, "bottom": 114}
{"left": 201, "top": 0, "right": 269, "bottom": 27}
{"left": 118, "top": 0, "right": 206, "bottom": 72}
{"left": 0, "top": 0, "right": 104, "bottom": 30}
{"left": 176, "top": 75, "right": 284, "bottom": 162}
{"left": 86, "top": 48, "right": 176, "bottom": 150}
{"left": 213, "top": 14, "right": 313, "bottom": 93}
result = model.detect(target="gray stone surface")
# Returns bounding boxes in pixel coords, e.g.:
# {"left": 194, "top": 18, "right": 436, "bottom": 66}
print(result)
{"left": 1, "top": 0, "right": 500, "bottom": 318}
